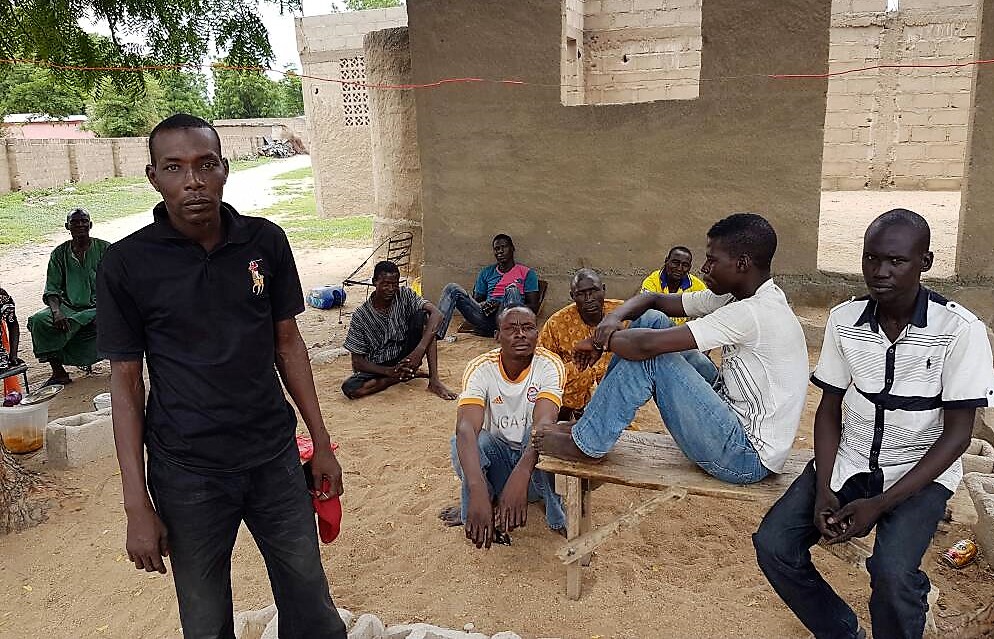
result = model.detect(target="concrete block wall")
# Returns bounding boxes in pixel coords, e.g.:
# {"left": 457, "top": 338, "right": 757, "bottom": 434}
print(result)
{"left": 582, "top": 0, "right": 703, "bottom": 104}
{"left": 0, "top": 141, "right": 11, "bottom": 194}
{"left": 561, "top": 0, "right": 586, "bottom": 106}
{"left": 0, "top": 135, "right": 263, "bottom": 196}
{"left": 296, "top": 7, "right": 408, "bottom": 218}
{"left": 68, "top": 140, "right": 115, "bottom": 183}
{"left": 6, "top": 139, "right": 72, "bottom": 190}
{"left": 111, "top": 138, "right": 149, "bottom": 177}
{"left": 823, "top": 0, "right": 980, "bottom": 190}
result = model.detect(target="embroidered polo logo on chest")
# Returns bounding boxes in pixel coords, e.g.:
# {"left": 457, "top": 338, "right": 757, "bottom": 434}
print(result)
{"left": 248, "top": 260, "right": 265, "bottom": 295}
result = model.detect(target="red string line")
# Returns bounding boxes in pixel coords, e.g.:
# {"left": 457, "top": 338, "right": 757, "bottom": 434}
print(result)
{"left": 2, "top": 56, "right": 992, "bottom": 90}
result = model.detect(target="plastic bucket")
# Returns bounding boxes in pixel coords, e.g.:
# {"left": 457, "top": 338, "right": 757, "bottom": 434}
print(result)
{"left": 0, "top": 402, "right": 49, "bottom": 453}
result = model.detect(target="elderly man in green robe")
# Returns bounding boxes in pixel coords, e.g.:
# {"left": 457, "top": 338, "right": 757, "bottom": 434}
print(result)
{"left": 28, "top": 209, "right": 110, "bottom": 386}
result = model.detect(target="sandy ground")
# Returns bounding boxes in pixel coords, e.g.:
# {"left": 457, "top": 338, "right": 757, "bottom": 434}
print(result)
{"left": 2, "top": 182, "right": 991, "bottom": 638}
{"left": 819, "top": 191, "right": 960, "bottom": 278}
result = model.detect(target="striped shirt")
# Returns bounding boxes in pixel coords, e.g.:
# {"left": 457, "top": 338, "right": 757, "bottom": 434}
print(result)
{"left": 344, "top": 287, "right": 426, "bottom": 364}
{"left": 683, "top": 279, "right": 810, "bottom": 473}
{"left": 811, "top": 287, "right": 994, "bottom": 493}
{"left": 458, "top": 347, "right": 565, "bottom": 449}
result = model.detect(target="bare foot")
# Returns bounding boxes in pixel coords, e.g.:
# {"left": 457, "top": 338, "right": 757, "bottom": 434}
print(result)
{"left": 438, "top": 505, "right": 463, "bottom": 527}
{"left": 532, "top": 423, "right": 601, "bottom": 462}
{"left": 427, "top": 379, "right": 457, "bottom": 400}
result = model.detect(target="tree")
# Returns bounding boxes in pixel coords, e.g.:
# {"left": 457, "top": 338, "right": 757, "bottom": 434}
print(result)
{"left": 212, "top": 63, "right": 282, "bottom": 119}
{"left": 87, "top": 76, "right": 163, "bottom": 137}
{"left": 0, "top": 64, "right": 87, "bottom": 118}
{"left": 0, "top": 0, "right": 301, "bottom": 93}
{"left": 156, "top": 70, "right": 211, "bottom": 120}
{"left": 276, "top": 68, "right": 304, "bottom": 117}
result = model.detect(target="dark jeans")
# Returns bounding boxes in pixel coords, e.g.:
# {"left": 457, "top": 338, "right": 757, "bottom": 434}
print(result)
{"left": 435, "top": 283, "right": 524, "bottom": 338}
{"left": 147, "top": 443, "right": 347, "bottom": 639}
{"left": 753, "top": 461, "right": 951, "bottom": 639}
{"left": 341, "top": 310, "right": 427, "bottom": 397}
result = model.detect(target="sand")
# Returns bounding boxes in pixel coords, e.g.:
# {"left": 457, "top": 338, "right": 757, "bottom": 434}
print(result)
{"left": 1, "top": 185, "right": 991, "bottom": 638}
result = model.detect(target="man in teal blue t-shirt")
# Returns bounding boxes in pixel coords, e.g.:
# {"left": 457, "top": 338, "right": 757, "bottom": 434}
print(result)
{"left": 435, "top": 234, "right": 540, "bottom": 337}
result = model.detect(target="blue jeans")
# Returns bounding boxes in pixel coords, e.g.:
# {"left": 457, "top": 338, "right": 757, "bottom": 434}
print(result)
{"left": 147, "top": 444, "right": 347, "bottom": 639}
{"left": 753, "top": 461, "right": 951, "bottom": 639}
{"left": 450, "top": 429, "right": 567, "bottom": 530}
{"left": 436, "top": 283, "right": 525, "bottom": 338}
{"left": 571, "top": 310, "right": 769, "bottom": 484}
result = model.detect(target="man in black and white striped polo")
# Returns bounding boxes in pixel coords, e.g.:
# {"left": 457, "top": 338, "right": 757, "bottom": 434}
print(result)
{"left": 754, "top": 209, "right": 994, "bottom": 639}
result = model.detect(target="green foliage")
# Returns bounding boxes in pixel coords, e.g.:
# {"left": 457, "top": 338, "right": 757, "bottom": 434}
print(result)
{"left": 0, "top": 0, "right": 301, "bottom": 92}
{"left": 212, "top": 63, "right": 304, "bottom": 119}
{"left": 155, "top": 70, "right": 212, "bottom": 120}
{"left": 255, "top": 170, "right": 372, "bottom": 245}
{"left": 276, "top": 70, "right": 305, "bottom": 117}
{"left": 0, "top": 64, "right": 87, "bottom": 118}
{"left": 86, "top": 76, "right": 163, "bottom": 137}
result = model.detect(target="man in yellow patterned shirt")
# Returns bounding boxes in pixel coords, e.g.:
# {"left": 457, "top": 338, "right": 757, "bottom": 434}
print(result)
{"left": 539, "top": 269, "right": 624, "bottom": 421}
{"left": 640, "top": 246, "right": 708, "bottom": 325}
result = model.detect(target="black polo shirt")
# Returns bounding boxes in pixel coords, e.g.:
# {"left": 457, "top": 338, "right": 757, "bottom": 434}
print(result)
{"left": 96, "top": 202, "right": 305, "bottom": 472}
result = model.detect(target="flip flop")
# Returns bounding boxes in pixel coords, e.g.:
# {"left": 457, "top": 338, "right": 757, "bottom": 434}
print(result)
{"left": 42, "top": 376, "right": 72, "bottom": 387}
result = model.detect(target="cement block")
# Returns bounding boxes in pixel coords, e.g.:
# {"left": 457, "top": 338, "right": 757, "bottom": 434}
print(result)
{"left": 339, "top": 608, "right": 355, "bottom": 630}
{"left": 491, "top": 633, "right": 523, "bottom": 639}
{"left": 349, "top": 614, "right": 386, "bottom": 639}
{"left": 234, "top": 605, "right": 278, "bottom": 639}
{"left": 45, "top": 409, "right": 115, "bottom": 470}
{"left": 384, "top": 625, "right": 486, "bottom": 639}
{"left": 963, "top": 473, "right": 994, "bottom": 568}
{"left": 963, "top": 438, "right": 994, "bottom": 475}
{"left": 975, "top": 407, "right": 994, "bottom": 446}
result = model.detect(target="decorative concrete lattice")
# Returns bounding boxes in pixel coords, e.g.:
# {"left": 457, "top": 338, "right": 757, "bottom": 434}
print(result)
{"left": 340, "top": 57, "right": 371, "bottom": 127}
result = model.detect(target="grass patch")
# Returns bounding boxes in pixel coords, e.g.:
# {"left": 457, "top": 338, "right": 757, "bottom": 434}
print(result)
{"left": 229, "top": 156, "right": 275, "bottom": 171}
{"left": 273, "top": 166, "right": 312, "bottom": 181}
{"left": 256, "top": 176, "right": 371, "bottom": 246}
{"left": 0, "top": 178, "right": 160, "bottom": 247}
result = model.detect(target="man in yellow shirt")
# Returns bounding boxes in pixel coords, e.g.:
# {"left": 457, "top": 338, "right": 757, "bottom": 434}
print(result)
{"left": 640, "top": 246, "right": 707, "bottom": 324}
{"left": 539, "top": 269, "right": 624, "bottom": 421}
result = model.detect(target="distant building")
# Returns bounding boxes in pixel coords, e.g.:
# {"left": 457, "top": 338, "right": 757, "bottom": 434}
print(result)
{"left": 2, "top": 114, "right": 95, "bottom": 140}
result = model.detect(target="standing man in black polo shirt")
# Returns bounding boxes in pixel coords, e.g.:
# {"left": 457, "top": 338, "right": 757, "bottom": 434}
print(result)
{"left": 97, "top": 114, "right": 347, "bottom": 639}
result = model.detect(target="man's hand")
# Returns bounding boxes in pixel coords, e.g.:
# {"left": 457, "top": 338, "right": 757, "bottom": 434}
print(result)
{"left": 825, "top": 496, "right": 886, "bottom": 544}
{"left": 51, "top": 308, "right": 70, "bottom": 332}
{"left": 593, "top": 316, "right": 623, "bottom": 350}
{"left": 465, "top": 491, "right": 495, "bottom": 549}
{"left": 573, "top": 337, "right": 603, "bottom": 372}
{"left": 126, "top": 505, "right": 170, "bottom": 574}
{"left": 479, "top": 299, "right": 499, "bottom": 316}
{"left": 813, "top": 488, "right": 842, "bottom": 539}
{"left": 390, "top": 359, "right": 415, "bottom": 381}
{"left": 310, "top": 445, "right": 344, "bottom": 499}
{"left": 496, "top": 469, "right": 530, "bottom": 532}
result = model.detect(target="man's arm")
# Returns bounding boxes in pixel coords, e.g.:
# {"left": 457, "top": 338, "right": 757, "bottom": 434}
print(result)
{"left": 496, "top": 397, "right": 558, "bottom": 532}
{"left": 275, "top": 318, "right": 343, "bottom": 498}
{"left": 524, "top": 291, "right": 541, "bottom": 315}
{"left": 811, "top": 392, "right": 844, "bottom": 538}
{"left": 406, "top": 301, "right": 444, "bottom": 364}
{"left": 827, "top": 408, "right": 974, "bottom": 543}
{"left": 111, "top": 359, "right": 170, "bottom": 574}
{"left": 602, "top": 325, "right": 698, "bottom": 361}
{"left": 454, "top": 403, "right": 493, "bottom": 548}
{"left": 350, "top": 353, "right": 408, "bottom": 379}
{"left": 605, "top": 293, "right": 687, "bottom": 326}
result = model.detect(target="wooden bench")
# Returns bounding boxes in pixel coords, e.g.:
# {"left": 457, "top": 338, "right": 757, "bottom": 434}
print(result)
{"left": 536, "top": 430, "right": 875, "bottom": 600}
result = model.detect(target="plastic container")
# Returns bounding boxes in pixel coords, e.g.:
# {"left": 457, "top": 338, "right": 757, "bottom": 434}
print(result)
{"left": 0, "top": 402, "right": 49, "bottom": 453}
{"left": 93, "top": 392, "right": 112, "bottom": 412}
{"left": 307, "top": 285, "right": 347, "bottom": 310}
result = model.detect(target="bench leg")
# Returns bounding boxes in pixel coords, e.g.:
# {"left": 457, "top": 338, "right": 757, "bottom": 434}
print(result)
{"left": 579, "top": 479, "right": 592, "bottom": 567}
{"left": 565, "top": 476, "right": 585, "bottom": 599}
